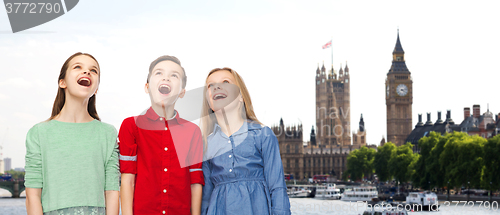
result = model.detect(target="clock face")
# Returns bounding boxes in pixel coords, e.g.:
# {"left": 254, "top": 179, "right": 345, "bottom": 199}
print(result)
{"left": 386, "top": 86, "right": 390, "bottom": 96}
{"left": 396, "top": 84, "right": 408, "bottom": 96}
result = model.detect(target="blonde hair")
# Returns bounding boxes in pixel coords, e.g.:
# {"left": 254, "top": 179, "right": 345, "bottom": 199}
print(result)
{"left": 200, "top": 67, "right": 261, "bottom": 147}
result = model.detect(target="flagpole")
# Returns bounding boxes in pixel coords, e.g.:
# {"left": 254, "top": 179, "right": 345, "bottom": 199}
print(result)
{"left": 331, "top": 37, "right": 333, "bottom": 70}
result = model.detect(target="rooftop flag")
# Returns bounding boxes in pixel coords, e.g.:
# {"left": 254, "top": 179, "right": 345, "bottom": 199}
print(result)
{"left": 322, "top": 40, "right": 332, "bottom": 49}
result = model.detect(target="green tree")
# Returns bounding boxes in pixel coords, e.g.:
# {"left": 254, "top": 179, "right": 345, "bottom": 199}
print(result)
{"left": 482, "top": 134, "right": 500, "bottom": 190}
{"left": 345, "top": 146, "right": 376, "bottom": 181}
{"left": 389, "top": 143, "right": 416, "bottom": 184}
{"left": 5, "top": 170, "right": 25, "bottom": 180}
{"left": 374, "top": 142, "right": 396, "bottom": 182}
{"left": 426, "top": 132, "right": 449, "bottom": 189}
{"left": 440, "top": 132, "right": 485, "bottom": 189}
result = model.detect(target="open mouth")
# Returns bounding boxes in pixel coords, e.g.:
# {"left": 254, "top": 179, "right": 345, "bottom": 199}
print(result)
{"left": 158, "top": 84, "right": 171, "bottom": 95}
{"left": 212, "top": 93, "right": 227, "bottom": 100}
{"left": 77, "top": 77, "right": 91, "bottom": 87}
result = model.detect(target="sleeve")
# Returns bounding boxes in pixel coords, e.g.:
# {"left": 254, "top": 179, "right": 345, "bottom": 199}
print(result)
{"left": 118, "top": 117, "right": 138, "bottom": 174}
{"left": 201, "top": 160, "right": 213, "bottom": 215}
{"left": 261, "top": 127, "right": 291, "bottom": 215}
{"left": 24, "top": 125, "right": 43, "bottom": 188}
{"left": 189, "top": 127, "right": 204, "bottom": 185}
{"left": 104, "top": 126, "right": 120, "bottom": 191}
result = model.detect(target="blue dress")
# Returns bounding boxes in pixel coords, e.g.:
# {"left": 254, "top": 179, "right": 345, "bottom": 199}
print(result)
{"left": 201, "top": 121, "right": 291, "bottom": 215}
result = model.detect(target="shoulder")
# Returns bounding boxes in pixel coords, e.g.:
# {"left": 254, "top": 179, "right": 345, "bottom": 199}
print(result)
{"left": 247, "top": 121, "right": 277, "bottom": 140}
{"left": 96, "top": 120, "right": 118, "bottom": 135}
{"left": 119, "top": 116, "right": 139, "bottom": 130}
{"left": 177, "top": 117, "right": 201, "bottom": 133}
{"left": 27, "top": 120, "right": 54, "bottom": 135}
{"left": 248, "top": 121, "right": 273, "bottom": 134}
{"left": 26, "top": 121, "right": 48, "bottom": 137}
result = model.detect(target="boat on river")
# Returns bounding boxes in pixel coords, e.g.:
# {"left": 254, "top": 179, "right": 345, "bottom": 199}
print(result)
{"left": 314, "top": 183, "right": 341, "bottom": 200}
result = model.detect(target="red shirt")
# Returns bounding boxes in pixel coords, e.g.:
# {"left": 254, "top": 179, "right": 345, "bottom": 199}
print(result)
{"left": 119, "top": 107, "right": 204, "bottom": 215}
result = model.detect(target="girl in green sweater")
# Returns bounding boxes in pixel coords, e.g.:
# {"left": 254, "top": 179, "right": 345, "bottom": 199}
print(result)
{"left": 25, "top": 53, "right": 120, "bottom": 215}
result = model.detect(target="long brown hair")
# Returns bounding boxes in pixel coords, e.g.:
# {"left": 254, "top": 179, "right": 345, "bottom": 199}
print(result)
{"left": 48, "top": 52, "right": 101, "bottom": 121}
{"left": 200, "top": 67, "right": 261, "bottom": 145}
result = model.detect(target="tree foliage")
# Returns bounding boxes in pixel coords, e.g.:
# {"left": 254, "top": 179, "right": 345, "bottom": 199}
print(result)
{"left": 345, "top": 146, "right": 376, "bottom": 181}
{"left": 482, "top": 134, "right": 500, "bottom": 190}
{"left": 374, "top": 142, "right": 396, "bottom": 182}
{"left": 440, "top": 132, "right": 485, "bottom": 189}
{"left": 389, "top": 143, "right": 417, "bottom": 184}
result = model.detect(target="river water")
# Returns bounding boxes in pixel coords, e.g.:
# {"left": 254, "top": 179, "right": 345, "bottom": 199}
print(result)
{"left": 1, "top": 189, "right": 499, "bottom": 215}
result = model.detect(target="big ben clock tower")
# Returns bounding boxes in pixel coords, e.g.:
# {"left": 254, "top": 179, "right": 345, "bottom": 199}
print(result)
{"left": 386, "top": 30, "right": 413, "bottom": 146}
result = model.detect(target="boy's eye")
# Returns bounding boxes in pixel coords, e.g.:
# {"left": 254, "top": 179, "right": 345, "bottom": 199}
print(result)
{"left": 74, "top": 65, "right": 81, "bottom": 69}
{"left": 155, "top": 71, "right": 162, "bottom": 75}
{"left": 91, "top": 69, "right": 98, "bottom": 74}
{"left": 172, "top": 74, "right": 178, "bottom": 78}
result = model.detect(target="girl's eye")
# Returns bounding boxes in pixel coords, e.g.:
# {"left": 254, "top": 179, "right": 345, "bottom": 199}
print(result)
{"left": 155, "top": 71, "right": 162, "bottom": 75}
{"left": 223, "top": 80, "right": 230, "bottom": 83}
{"left": 91, "top": 69, "right": 98, "bottom": 74}
{"left": 207, "top": 84, "right": 213, "bottom": 89}
{"left": 74, "top": 65, "right": 81, "bottom": 69}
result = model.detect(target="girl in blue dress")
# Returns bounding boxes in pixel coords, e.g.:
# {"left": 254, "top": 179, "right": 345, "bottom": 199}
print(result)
{"left": 200, "top": 67, "right": 291, "bottom": 215}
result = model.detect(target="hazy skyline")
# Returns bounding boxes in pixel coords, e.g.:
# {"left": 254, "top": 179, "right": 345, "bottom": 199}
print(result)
{"left": 1, "top": 0, "right": 499, "bottom": 168}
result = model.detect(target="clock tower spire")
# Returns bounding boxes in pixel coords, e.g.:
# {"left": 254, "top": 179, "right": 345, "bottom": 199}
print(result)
{"left": 385, "top": 30, "right": 413, "bottom": 146}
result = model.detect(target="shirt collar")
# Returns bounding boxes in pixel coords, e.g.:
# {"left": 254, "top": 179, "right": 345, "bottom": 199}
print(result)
{"left": 144, "top": 107, "right": 182, "bottom": 126}
{"left": 212, "top": 120, "right": 262, "bottom": 137}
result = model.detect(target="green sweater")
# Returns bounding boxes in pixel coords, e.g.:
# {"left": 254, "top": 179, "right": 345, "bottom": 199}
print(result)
{"left": 24, "top": 119, "right": 119, "bottom": 213}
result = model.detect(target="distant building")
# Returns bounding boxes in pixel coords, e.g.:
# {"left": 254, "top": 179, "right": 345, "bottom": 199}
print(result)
{"left": 386, "top": 31, "right": 413, "bottom": 146}
{"left": 0, "top": 160, "right": 4, "bottom": 174}
{"left": 352, "top": 114, "right": 367, "bottom": 146}
{"left": 14, "top": 167, "right": 25, "bottom": 172}
{"left": 452, "top": 105, "right": 498, "bottom": 138}
{"left": 406, "top": 105, "right": 500, "bottom": 153}
{"left": 4, "top": 157, "right": 11, "bottom": 171}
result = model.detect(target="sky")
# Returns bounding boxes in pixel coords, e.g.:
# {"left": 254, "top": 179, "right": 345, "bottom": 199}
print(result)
{"left": 0, "top": 0, "right": 499, "bottom": 168}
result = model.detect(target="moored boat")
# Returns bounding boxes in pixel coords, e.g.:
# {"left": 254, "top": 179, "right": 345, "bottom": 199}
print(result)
{"left": 341, "top": 186, "right": 378, "bottom": 202}
{"left": 405, "top": 191, "right": 439, "bottom": 211}
{"left": 287, "top": 185, "right": 314, "bottom": 198}
{"left": 314, "top": 183, "right": 341, "bottom": 200}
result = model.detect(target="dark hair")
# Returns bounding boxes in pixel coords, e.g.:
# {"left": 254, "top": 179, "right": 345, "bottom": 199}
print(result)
{"left": 49, "top": 52, "right": 100, "bottom": 121}
{"left": 148, "top": 55, "right": 187, "bottom": 89}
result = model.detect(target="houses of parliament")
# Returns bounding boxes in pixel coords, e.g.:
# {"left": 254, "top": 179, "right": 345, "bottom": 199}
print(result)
{"left": 273, "top": 31, "right": 413, "bottom": 180}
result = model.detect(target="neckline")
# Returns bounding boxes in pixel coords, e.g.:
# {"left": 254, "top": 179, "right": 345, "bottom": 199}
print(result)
{"left": 51, "top": 119, "right": 98, "bottom": 124}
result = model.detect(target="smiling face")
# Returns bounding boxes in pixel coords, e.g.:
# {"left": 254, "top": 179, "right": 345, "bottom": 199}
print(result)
{"left": 59, "top": 55, "right": 100, "bottom": 100}
{"left": 145, "top": 60, "right": 186, "bottom": 107}
{"left": 205, "top": 70, "right": 241, "bottom": 112}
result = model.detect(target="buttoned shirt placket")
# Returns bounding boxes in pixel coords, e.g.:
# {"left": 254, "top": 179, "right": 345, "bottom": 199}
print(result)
{"left": 228, "top": 136, "right": 235, "bottom": 176}
{"left": 160, "top": 117, "right": 170, "bottom": 215}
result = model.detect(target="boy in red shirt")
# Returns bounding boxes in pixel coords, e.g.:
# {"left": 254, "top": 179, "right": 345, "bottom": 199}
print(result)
{"left": 119, "top": 56, "right": 204, "bottom": 215}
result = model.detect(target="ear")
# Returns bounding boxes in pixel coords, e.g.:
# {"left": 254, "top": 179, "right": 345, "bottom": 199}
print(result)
{"left": 178, "top": 88, "right": 186, "bottom": 98}
{"left": 144, "top": 83, "right": 149, "bottom": 94}
{"left": 59, "top": 79, "right": 67, "bottom": 89}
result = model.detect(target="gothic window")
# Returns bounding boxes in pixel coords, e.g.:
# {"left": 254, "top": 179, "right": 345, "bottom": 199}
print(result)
{"left": 295, "top": 159, "right": 299, "bottom": 168}
{"left": 295, "top": 145, "right": 299, "bottom": 153}
{"left": 286, "top": 145, "right": 290, "bottom": 153}
{"left": 361, "top": 136, "right": 365, "bottom": 143}
{"left": 286, "top": 159, "right": 290, "bottom": 168}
